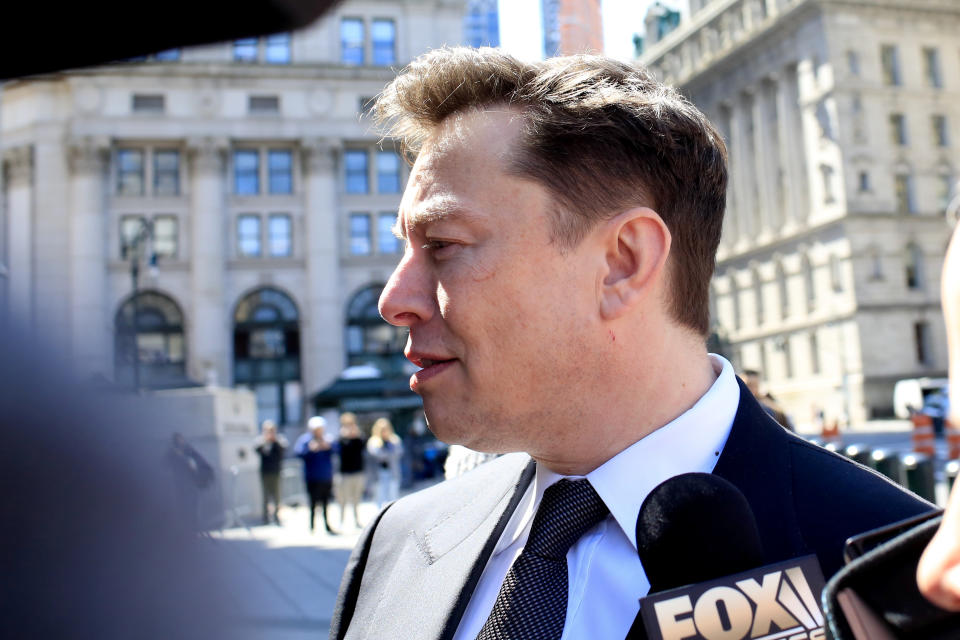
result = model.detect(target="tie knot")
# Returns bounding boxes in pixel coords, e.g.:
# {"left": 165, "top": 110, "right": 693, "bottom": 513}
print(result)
{"left": 525, "top": 479, "right": 608, "bottom": 561}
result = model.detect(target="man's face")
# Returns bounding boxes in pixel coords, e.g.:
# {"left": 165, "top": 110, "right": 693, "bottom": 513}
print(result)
{"left": 378, "top": 108, "right": 604, "bottom": 454}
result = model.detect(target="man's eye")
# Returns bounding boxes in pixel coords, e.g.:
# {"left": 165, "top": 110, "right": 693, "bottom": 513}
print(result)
{"left": 422, "top": 240, "right": 455, "bottom": 252}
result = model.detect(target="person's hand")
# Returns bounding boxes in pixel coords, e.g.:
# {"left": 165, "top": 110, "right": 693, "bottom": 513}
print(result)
{"left": 308, "top": 439, "right": 320, "bottom": 452}
{"left": 917, "top": 480, "right": 960, "bottom": 610}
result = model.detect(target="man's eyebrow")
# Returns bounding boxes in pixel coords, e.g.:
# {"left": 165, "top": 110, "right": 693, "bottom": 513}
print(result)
{"left": 392, "top": 200, "right": 480, "bottom": 240}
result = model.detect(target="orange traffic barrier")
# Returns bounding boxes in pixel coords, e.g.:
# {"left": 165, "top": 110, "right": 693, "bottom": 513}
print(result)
{"left": 911, "top": 412, "right": 936, "bottom": 456}
{"left": 946, "top": 418, "right": 960, "bottom": 460}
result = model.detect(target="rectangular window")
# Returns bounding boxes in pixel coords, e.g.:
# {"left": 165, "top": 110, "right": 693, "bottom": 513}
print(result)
{"left": 153, "top": 215, "right": 178, "bottom": 259}
{"left": 267, "top": 149, "right": 293, "bottom": 194}
{"left": 268, "top": 214, "right": 292, "bottom": 257}
{"left": 371, "top": 19, "right": 396, "bottom": 66}
{"left": 116, "top": 149, "right": 144, "bottom": 196}
{"left": 153, "top": 150, "right": 180, "bottom": 196}
{"left": 249, "top": 95, "right": 280, "bottom": 114}
{"left": 237, "top": 215, "right": 262, "bottom": 257}
{"left": 881, "top": 45, "right": 900, "bottom": 86}
{"left": 889, "top": 113, "right": 908, "bottom": 146}
{"left": 915, "top": 321, "right": 931, "bottom": 365}
{"left": 933, "top": 115, "right": 949, "bottom": 147}
{"left": 234, "top": 150, "right": 260, "bottom": 195}
{"left": 376, "top": 151, "right": 401, "bottom": 193}
{"left": 349, "top": 213, "right": 371, "bottom": 255}
{"left": 847, "top": 50, "right": 860, "bottom": 76}
{"left": 132, "top": 94, "right": 165, "bottom": 113}
{"left": 858, "top": 171, "right": 870, "bottom": 193}
{"left": 120, "top": 215, "right": 143, "bottom": 258}
{"left": 233, "top": 38, "right": 258, "bottom": 62}
{"left": 264, "top": 33, "right": 291, "bottom": 64}
{"left": 344, "top": 150, "right": 369, "bottom": 194}
{"left": 895, "top": 174, "right": 914, "bottom": 214}
{"left": 377, "top": 212, "right": 399, "bottom": 254}
{"left": 341, "top": 18, "right": 365, "bottom": 65}
{"left": 923, "top": 47, "right": 942, "bottom": 88}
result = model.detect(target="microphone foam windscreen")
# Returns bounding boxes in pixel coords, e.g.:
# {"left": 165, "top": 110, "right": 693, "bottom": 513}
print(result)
{"left": 636, "top": 472, "right": 764, "bottom": 593}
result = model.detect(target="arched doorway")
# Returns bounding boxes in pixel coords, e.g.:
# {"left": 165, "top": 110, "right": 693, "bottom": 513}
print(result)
{"left": 345, "top": 284, "right": 407, "bottom": 376}
{"left": 233, "top": 287, "right": 302, "bottom": 426}
{"left": 114, "top": 291, "right": 187, "bottom": 388}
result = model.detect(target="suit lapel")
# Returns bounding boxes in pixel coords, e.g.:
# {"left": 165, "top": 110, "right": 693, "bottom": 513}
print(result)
{"left": 713, "top": 379, "right": 808, "bottom": 562}
{"left": 437, "top": 458, "right": 535, "bottom": 639}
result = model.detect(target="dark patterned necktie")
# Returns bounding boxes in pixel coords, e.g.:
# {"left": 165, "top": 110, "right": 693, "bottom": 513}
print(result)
{"left": 475, "top": 478, "right": 609, "bottom": 640}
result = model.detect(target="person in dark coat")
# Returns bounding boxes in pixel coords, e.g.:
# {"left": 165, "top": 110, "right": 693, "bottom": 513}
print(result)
{"left": 294, "top": 416, "right": 336, "bottom": 534}
{"left": 254, "top": 419, "right": 288, "bottom": 525}
{"left": 335, "top": 412, "right": 366, "bottom": 530}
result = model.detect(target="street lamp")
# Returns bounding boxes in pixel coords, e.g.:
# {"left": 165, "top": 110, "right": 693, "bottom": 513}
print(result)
{"left": 125, "top": 218, "right": 158, "bottom": 392}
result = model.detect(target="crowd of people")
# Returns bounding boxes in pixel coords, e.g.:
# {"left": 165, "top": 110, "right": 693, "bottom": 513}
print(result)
{"left": 253, "top": 412, "right": 405, "bottom": 533}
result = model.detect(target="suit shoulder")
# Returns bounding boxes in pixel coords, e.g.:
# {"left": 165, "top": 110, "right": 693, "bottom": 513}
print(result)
{"left": 787, "top": 436, "right": 934, "bottom": 572}
{"left": 379, "top": 452, "right": 532, "bottom": 526}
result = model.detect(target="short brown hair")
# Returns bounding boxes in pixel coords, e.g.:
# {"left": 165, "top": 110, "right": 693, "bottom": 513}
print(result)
{"left": 375, "top": 47, "right": 727, "bottom": 336}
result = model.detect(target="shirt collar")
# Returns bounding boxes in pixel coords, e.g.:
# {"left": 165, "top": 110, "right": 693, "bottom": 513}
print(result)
{"left": 496, "top": 354, "right": 739, "bottom": 553}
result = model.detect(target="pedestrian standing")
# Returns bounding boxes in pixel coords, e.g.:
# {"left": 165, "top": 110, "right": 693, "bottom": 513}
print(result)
{"left": 335, "top": 412, "right": 366, "bottom": 529}
{"left": 253, "top": 419, "right": 288, "bottom": 525}
{"left": 366, "top": 417, "right": 403, "bottom": 508}
{"left": 294, "top": 416, "right": 336, "bottom": 534}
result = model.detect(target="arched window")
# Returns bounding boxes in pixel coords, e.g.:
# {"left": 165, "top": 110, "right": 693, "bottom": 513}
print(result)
{"left": 346, "top": 285, "right": 407, "bottom": 376}
{"left": 114, "top": 291, "right": 186, "bottom": 388}
{"left": 233, "top": 288, "right": 301, "bottom": 426}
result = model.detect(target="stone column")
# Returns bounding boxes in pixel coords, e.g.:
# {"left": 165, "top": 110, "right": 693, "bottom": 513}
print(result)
{"left": 778, "top": 63, "right": 809, "bottom": 227}
{"left": 753, "top": 78, "right": 778, "bottom": 238}
{"left": 3, "top": 146, "right": 34, "bottom": 327}
{"left": 302, "top": 138, "right": 344, "bottom": 399}
{"left": 187, "top": 137, "right": 228, "bottom": 385}
{"left": 68, "top": 137, "right": 111, "bottom": 377}
{"left": 716, "top": 103, "right": 739, "bottom": 249}
{"left": 730, "top": 94, "right": 756, "bottom": 245}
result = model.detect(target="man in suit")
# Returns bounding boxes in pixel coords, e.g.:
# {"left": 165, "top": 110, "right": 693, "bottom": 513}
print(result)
{"left": 330, "top": 47, "right": 933, "bottom": 640}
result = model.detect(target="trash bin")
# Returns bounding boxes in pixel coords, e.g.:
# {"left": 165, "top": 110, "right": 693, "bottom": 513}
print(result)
{"left": 869, "top": 448, "right": 905, "bottom": 486}
{"left": 947, "top": 459, "right": 960, "bottom": 494}
{"left": 901, "top": 453, "right": 937, "bottom": 503}
{"left": 843, "top": 443, "right": 872, "bottom": 467}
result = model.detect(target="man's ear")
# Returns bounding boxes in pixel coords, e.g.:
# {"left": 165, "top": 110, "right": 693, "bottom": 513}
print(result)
{"left": 598, "top": 207, "right": 671, "bottom": 320}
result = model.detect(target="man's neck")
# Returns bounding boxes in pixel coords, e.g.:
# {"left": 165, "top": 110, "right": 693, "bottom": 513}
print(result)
{"left": 531, "top": 348, "right": 718, "bottom": 476}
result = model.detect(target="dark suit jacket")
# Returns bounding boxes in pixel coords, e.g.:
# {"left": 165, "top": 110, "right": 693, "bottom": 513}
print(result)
{"left": 330, "top": 382, "right": 934, "bottom": 640}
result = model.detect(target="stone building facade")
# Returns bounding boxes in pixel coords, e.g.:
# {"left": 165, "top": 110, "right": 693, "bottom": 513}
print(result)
{"left": 641, "top": 0, "right": 960, "bottom": 425}
{"left": 0, "top": 0, "right": 464, "bottom": 427}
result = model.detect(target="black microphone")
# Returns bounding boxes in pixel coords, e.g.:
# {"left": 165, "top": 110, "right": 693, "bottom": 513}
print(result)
{"left": 628, "top": 474, "right": 827, "bottom": 640}
{"left": 636, "top": 472, "right": 764, "bottom": 594}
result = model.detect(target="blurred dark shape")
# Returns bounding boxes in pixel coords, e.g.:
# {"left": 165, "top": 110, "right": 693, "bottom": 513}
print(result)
{"left": 1, "top": 0, "right": 344, "bottom": 79}
{"left": 0, "top": 325, "right": 239, "bottom": 639}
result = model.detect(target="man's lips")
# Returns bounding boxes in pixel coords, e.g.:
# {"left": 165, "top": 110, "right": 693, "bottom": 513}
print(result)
{"left": 406, "top": 352, "right": 457, "bottom": 390}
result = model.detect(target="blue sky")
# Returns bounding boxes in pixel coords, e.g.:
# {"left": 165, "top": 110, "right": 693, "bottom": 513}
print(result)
{"left": 498, "top": 0, "right": 678, "bottom": 61}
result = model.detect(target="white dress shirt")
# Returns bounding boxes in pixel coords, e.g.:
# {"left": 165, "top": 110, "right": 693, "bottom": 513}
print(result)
{"left": 452, "top": 354, "right": 740, "bottom": 640}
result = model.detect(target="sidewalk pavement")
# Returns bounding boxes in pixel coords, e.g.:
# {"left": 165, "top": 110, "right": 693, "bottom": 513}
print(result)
{"left": 209, "top": 480, "right": 441, "bottom": 640}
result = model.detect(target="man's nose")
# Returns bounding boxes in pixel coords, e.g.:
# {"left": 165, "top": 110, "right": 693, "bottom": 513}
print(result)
{"left": 378, "top": 252, "right": 434, "bottom": 327}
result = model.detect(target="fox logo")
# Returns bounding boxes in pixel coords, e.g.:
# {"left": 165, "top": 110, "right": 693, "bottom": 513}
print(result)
{"left": 641, "top": 556, "right": 826, "bottom": 640}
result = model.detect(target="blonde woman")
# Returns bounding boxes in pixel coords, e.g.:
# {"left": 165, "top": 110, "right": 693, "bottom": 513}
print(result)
{"left": 367, "top": 418, "right": 403, "bottom": 508}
